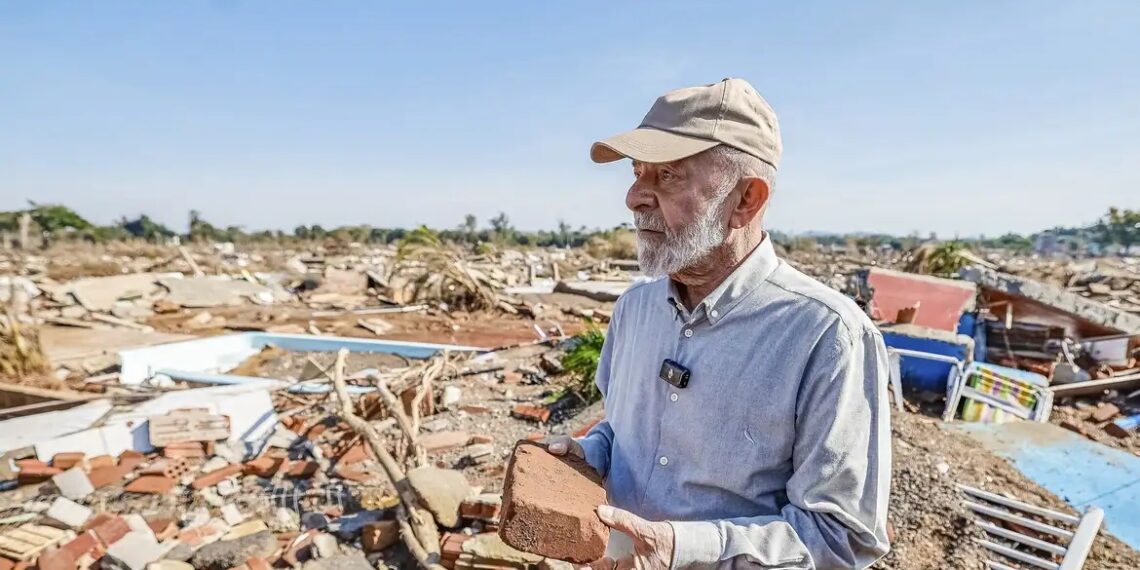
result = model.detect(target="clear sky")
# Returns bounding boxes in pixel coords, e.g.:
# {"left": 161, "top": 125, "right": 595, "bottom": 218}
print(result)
{"left": 2, "top": 1, "right": 1138, "bottom": 237}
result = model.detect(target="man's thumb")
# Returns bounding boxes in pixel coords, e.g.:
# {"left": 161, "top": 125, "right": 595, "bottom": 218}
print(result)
{"left": 597, "top": 505, "right": 643, "bottom": 534}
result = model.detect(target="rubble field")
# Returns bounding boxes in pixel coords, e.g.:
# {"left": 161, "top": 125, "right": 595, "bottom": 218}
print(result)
{"left": 1, "top": 239, "right": 1138, "bottom": 570}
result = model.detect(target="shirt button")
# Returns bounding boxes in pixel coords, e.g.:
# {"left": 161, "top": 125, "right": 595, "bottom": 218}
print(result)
{"left": 711, "top": 310, "right": 719, "bottom": 318}
{"left": 684, "top": 329, "right": 693, "bottom": 338}
{"left": 670, "top": 393, "right": 679, "bottom": 402}
{"left": 659, "top": 456, "right": 669, "bottom": 466}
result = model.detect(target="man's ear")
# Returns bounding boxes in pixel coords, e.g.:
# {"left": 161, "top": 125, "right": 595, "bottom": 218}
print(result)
{"left": 728, "top": 177, "right": 770, "bottom": 229}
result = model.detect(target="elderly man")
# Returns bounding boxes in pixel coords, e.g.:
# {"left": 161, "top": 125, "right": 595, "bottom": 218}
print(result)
{"left": 546, "top": 79, "right": 891, "bottom": 569}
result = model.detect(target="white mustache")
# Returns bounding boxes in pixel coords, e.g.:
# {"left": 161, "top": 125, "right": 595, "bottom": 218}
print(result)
{"left": 633, "top": 212, "right": 668, "bottom": 233}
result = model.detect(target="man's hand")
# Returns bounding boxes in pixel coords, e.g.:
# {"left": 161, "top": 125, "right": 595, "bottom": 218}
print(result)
{"left": 587, "top": 505, "right": 674, "bottom": 570}
{"left": 542, "top": 435, "right": 585, "bottom": 459}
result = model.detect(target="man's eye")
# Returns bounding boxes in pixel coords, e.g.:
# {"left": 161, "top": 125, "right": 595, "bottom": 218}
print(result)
{"left": 660, "top": 171, "right": 675, "bottom": 181}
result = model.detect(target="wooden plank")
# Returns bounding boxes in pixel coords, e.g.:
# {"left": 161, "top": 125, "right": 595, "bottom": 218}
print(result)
{"left": 148, "top": 412, "right": 231, "bottom": 446}
{"left": 0, "top": 524, "right": 68, "bottom": 561}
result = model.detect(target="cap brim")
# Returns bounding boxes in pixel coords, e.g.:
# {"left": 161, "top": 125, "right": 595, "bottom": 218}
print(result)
{"left": 590, "top": 127, "right": 719, "bottom": 164}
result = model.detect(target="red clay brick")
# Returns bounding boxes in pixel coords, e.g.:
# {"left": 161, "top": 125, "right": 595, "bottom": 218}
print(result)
{"left": 17, "top": 464, "right": 62, "bottom": 484}
{"left": 286, "top": 461, "right": 320, "bottom": 479}
{"left": 511, "top": 404, "right": 550, "bottom": 423}
{"left": 83, "top": 513, "right": 131, "bottom": 547}
{"left": 305, "top": 423, "right": 328, "bottom": 440}
{"left": 333, "top": 466, "right": 374, "bottom": 484}
{"left": 163, "top": 441, "right": 207, "bottom": 459}
{"left": 469, "top": 434, "right": 494, "bottom": 445}
{"left": 117, "top": 450, "right": 146, "bottom": 471}
{"left": 146, "top": 517, "right": 178, "bottom": 541}
{"left": 244, "top": 456, "right": 288, "bottom": 478}
{"left": 125, "top": 475, "right": 177, "bottom": 495}
{"left": 35, "top": 547, "right": 77, "bottom": 570}
{"left": 190, "top": 463, "right": 244, "bottom": 489}
{"left": 15, "top": 458, "right": 46, "bottom": 470}
{"left": 361, "top": 520, "right": 399, "bottom": 552}
{"left": 335, "top": 442, "right": 373, "bottom": 465}
{"left": 51, "top": 452, "right": 86, "bottom": 470}
{"left": 58, "top": 530, "right": 105, "bottom": 562}
{"left": 400, "top": 386, "right": 434, "bottom": 417}
{"left": 500, "top": 441, "right": 606, "bottom": 563}
{"left": 140, "top": 458, "right": 192, "bottom": 478}
{"left": 86, "top": 455, "right": 115, "bottom": 470}
{"left": 461, "top": 496, "right": 502, "bottom": 521}
{"left": 87, "top": 465, "right": 131, "bottom": 489}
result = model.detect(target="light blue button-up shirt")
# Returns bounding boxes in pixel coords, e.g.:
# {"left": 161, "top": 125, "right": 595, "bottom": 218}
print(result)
{"left": 578, "top": 237, "right": 891, "bottom": 569}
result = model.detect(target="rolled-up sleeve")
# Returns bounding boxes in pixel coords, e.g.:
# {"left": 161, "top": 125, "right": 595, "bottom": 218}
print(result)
{"left": 670, "top": 321, "right": 892, "bottom": 569}
{"left": 577, "top": 299, "right": 622, "bottom": 479}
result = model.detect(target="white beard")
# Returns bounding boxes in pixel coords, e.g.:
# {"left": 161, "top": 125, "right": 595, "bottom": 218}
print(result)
{"left": 634, "top": 196, "right": 729, "bottom": 277}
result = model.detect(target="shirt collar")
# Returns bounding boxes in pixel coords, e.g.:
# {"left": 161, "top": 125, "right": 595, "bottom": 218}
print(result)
{"left": 665, "top": 234, "right": 781, "bottom": 326}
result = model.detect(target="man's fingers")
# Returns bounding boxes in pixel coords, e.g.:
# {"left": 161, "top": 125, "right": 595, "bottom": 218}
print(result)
{"left": 541, "top": 435, "right": 583, "bottom": 458}
{"left": 597, "top": 505, "right": 648, "bottom": 536}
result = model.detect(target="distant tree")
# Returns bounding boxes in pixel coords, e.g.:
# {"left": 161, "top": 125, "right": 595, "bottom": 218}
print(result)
{"left": 1097, "top": 207, "right": 1140, "bottom": 253}
{"left": 188, "top": 209, "right": 222, "bottom": 242}
{"left": 120, "top": 215, "right": 175, "bottom": 241}
{"left": 557, "top": 219, "right": 571, "bottom": 247}
{"left": 27, "top": 202, "right": 91, "bottom": 233}
{"left": 462, "top": 214, "right": 478, "bottom": 243}
{"left": 490, "top": 212, "right": 515, "bottom": 244}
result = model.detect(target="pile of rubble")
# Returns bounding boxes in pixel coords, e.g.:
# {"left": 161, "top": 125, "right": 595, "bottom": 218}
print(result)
{"left": 0, "top": 331, "right": 608, "bottom": 570}
{"left": 995, "top": 257, "right": 1140, "bottom": 314}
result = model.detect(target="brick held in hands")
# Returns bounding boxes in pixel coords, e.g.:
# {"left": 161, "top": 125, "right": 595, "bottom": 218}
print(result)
{"left": 499, "top": 441, "right": 607, "bottom": 563}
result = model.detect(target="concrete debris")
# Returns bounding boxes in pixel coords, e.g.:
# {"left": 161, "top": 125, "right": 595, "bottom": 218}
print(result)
{"left": 407, "top": 466, "right": 473, "bottom": 528}
{"left": 189, "top": 529, "right": 276, "bottom": 570}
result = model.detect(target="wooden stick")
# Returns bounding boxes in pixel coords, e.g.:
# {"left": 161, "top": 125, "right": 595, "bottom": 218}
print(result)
{"left": 179, "top": 245, "right": 205, "bottom": 277}
{"left": 410, "top": 355, "right": 444, "bottom": 433}
{"left": 373, "top": 372, "right": 427, "bottom": 467}
{"left": 329, "top": 348, "right": 443, "bottom": 569}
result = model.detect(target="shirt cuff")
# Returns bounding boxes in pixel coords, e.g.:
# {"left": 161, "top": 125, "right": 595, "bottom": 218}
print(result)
{"left": 669, "top": 521, "right": 722, "bottom": 570}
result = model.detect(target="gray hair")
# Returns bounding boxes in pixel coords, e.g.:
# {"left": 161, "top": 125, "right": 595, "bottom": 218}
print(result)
{"left": 705, "top": 145, "right": 777, "bottom": 196}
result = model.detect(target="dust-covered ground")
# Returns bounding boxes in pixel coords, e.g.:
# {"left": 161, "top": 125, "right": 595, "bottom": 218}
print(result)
{"left": 879, "top": 408, "right": 1140, "bottom": 570}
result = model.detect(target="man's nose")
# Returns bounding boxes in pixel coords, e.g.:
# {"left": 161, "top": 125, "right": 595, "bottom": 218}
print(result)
{"left": 625, "top": 179, "right": 656, "bottom": 212}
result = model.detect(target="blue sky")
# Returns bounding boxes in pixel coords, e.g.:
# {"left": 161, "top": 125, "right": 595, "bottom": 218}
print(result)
{"left": 2, "top": 1, "right": 1138, "bottom": 237}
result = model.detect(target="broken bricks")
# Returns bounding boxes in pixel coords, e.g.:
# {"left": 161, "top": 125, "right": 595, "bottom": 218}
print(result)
{"left": 124, "top": 475, "right": 177, "bottom": 495}
{"left": 191, "top": 464, "right": 244, "bottom": 489}
{"left": 511, "top": 404, "right": 551, "bottom": 423}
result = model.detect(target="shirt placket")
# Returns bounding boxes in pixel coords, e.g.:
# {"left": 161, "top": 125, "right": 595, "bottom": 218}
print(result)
{"left": 640, "top": 308, "right": 702, "bottom": 511}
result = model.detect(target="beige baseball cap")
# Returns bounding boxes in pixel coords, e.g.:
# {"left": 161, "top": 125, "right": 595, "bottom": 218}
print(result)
{"left": 590, "top": 78, "right": 782, "bottom": 168}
